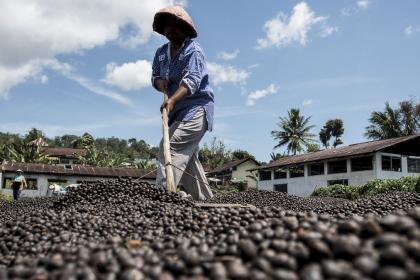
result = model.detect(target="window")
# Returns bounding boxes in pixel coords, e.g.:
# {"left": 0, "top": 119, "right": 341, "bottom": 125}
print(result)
{"left": 308, "top": 163, "right": 324, "bottom": 176}
{"left": 351, "top": 156, "right": 373, "bottom": 172}
{"left": 3, "top": 178, "right": 38, "bottom": 190}
{"left": 48, "top": 179, "right": 68, "bottom": 186}
{"left": 259, "top": 170, "right": 272, "bottom": 181}
{"left": 290, "top": 165, "right": 304, "bottom": 178}
{"left": 327, "top": 179, "right": 348, "bottom": 186}
{"left": 59, "top": 158, "right": 70, "bottom": 164}
{"left": 273, "top": 184, "right": 287, "bottom": 193}
{"left": 328, "top": 160, "right": 347, "bottom": 174}
{"left": 408, "top": 158, "right": 420, "bottom": 173}
{"left": 382, "top": 155, "right": 401, "bottom": 172}
{"left": 274, "top": 169, "right": 287, "bottom": 179}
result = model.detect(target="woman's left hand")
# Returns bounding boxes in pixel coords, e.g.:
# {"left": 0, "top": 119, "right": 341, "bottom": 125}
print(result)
{"left": 160, "top": 98, "right": 175, "bottom": 114}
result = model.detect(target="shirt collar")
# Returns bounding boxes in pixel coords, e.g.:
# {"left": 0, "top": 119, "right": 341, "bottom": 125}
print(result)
{"left": 167, "top": 38, "right": 190, "bottom": 61}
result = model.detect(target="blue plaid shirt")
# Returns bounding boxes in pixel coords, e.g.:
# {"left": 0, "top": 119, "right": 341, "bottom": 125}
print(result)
{"left": 151, "top": 39, "right": 214, "bottom": 131}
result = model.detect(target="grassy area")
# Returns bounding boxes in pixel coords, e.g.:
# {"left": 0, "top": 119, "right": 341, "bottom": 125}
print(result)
{"left": 311, "top": 176, "right": 420, "bottom": 200}
{"left": 0, "top": 192, "right": 13, "bottom": 202}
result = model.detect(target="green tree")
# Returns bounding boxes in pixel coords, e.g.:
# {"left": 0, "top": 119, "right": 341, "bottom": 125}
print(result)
{"left": 319, "top": 119, "right": 344, "bottom": 148}
{"left": 24, "top": 128, "right": 45, "bottom": 143}
{"left": 271, "top": 108, "right": 316, "bottom": 155}
{"left": 199, "top": 137, "right": 231, "bottom": 169}
{"left": 269, "top": 152, "right": 285, "bottom": 162}
{"left": 319, "top": 127, "right": 330, "bottom": 149}
{"left": 306, "top": 143, "right": 321, "bottom": 153}
{"left": 364, "top": 100, "right": 420, "bottom": 140}
{"left": 1, "top": 139, "right": 51, "bottom": 164}
{"left": 231, "top": 149, "right": 255, "bottom": 161}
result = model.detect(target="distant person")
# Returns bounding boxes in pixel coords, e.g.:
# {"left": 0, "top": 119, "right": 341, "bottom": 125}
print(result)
{"left": 12, "top": 169, "right": 27, "bottom": 201}
{"left": 151, "top": 6, "right": 214, "bottom": 200}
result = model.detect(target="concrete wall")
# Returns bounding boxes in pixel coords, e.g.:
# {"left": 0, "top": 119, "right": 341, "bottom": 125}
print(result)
{"left": 0, "top": 172, "right": 155, "bottom": 198}
{"left": 231, "top": 161, "right": 259, "bottom": 188}
{"left": 257, "top": 152, "right": 420, "bottom": 197}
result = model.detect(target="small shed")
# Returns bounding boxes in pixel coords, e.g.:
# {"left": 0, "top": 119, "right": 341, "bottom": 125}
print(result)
{"left": 206, "top": 158, "right": 261, "bottom": 188}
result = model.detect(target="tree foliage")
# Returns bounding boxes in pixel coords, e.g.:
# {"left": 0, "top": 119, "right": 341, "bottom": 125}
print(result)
{"left": 231, "top": 149, "right": 255, "bottom": 161}
{"left": 319, "top": 119, "right": 344, "bottom": 148}
{"left": 271, "top": 108, "right": 316, "bottom": 155}
{"left": 365, "top": 99, "right": 420, "bottom": 140}
{"left": 199, "top": 138, "right": 231, "bottom": 169}
{"left": 0, "top": 129, "right": 159, "bottom": 168}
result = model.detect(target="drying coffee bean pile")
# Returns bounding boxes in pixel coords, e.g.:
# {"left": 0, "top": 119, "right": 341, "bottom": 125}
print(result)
{"left": 0, "top": 197, "right": 58, "bottom": 224}
{"left": 1, "top": 178, "right": 420, "bottom": 279}
{"left": 208, "top": 189, "right": 349, "bottom": 212}
{"left": 209, "top": 189, "right": 420, "bottom": 218}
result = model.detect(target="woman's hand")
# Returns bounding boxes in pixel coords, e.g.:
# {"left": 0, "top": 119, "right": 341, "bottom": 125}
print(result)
{"left": 160, "top": 98, "right": 175, "bottom": 114}
{"left": 155, "top": 79, "right": 169, "bottom": 93}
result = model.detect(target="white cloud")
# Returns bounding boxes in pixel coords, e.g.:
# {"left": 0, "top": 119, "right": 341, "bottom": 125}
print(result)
{"left": 341, "top": 1, "right": 371, "bottom": 16}
{"left": 357, "top": 0, "right": 370, "bottom": 9}
{"left": 217, "top": 49, "right": 240, "bottom": 61}
{"left": 0, "top": 0, "right": 178, "bottom": 97}
{"left": 104, "top": 60, "right": 152, "bottom": 91}
{"left": 302, "top": 99, "right": 312, "bottom": 106}
{"left": 207, "top": 62, "right": 250, "bottom": 86}
{"left": 404, "top": 25, "right": 420, "bottom": 36}
{"left": 246, "top": 84, "right": 279, "bottom": 106}
{"left": 256, "top": 2, "right": 328, "bottom": 49}
{"left": 320, "top": 26, "right": 339, "bottom": 38}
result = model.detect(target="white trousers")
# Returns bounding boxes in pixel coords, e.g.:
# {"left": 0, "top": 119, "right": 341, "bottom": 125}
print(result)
{"left": 156, "top": 108, "right": 213, "bottom": 200}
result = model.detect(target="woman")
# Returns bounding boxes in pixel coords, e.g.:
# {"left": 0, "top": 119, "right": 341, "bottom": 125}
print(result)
{"left": 12, "top": 169, "right": 27, "bottom": 200}
{"left": 151, "top": 6, "right": 213, "bottom": 200}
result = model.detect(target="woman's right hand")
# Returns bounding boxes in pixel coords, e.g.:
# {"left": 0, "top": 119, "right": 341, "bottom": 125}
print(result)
{"left": 155, "top": 79, "right": 169, "bottom": 93}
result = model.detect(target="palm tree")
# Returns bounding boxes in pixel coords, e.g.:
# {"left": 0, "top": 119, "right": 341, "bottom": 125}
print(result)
{"left": 319, "top": 128, "right": 330, "bottom": 149}
{"left": 327, "top": 119, "right": 344, "bottom": 148}
{"left": 271, "top": 108, "right": 316, "bottom": 155}
{"left": 365, "top": 102, "right": 403, "bottom": 140}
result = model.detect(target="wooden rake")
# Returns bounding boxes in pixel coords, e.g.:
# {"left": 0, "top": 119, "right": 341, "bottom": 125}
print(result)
{"left": 162, "top": 89, "right": 176, "bottom": 193}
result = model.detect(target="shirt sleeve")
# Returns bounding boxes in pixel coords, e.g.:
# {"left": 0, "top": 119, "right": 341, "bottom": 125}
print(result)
{"left": 151, "top": 49, "right": 161, "bottom": 90}
{"left": 180, "top": 50, "right": 206, "bottom": 95}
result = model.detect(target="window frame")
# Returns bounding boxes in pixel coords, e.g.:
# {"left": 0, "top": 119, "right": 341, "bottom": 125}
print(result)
{"left": 327, "top": 160, "right": 348, "bottom": 174}
{"left": 408, "top": 157, "right": 420, "bottom": 173}
{"left": 351, "top": 156, "right": 373, "bottom": 172}
{"left": 308, "top": 162, "right": 325, "bottom": 176}
{"left": 381, "top": 155, "right": 402, "bottom": 172}
{"left": 273, "top": 169, "right": 287, "bottom": 179}
{"left": 3, "top": 177, "right": 38, "bottom": 190}
{"left": 289, "top": 165, "right": 305, "bottom": 178}
{"left": 273, "top": 183, "right": 288, "bottom": 193}
{"left": 259, "top": 170, "right": 272, "bottom": 181}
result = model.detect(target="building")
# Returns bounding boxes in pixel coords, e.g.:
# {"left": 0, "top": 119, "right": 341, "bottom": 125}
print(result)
{"left": 0, "top": 162, "right": 156, "bottom": 198}
{"left": 252, "top": 135, "right": 420, "bottom": 197}
{"left": 206, "top": 158, "right": 261, "bottom": 188}
{"left": 42, "top": 147, "right": 86, "bottom": 164}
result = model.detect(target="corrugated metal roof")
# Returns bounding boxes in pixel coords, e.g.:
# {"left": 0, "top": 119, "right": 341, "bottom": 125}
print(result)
{"left": 1, "top": 162, "right": 156, "bottom": 179}
{"left": 252, "top": 134, "right": 420, "bottom": 171}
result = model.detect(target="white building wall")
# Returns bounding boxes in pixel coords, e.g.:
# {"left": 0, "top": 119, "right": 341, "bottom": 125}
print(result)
{"left": 257, "top": 152, "right": 420, "bottom": 197}
{"left": 375, "top": 152, "right": 419, "bottom": 180}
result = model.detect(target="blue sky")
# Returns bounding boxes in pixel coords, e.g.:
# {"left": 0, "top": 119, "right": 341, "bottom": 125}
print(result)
{"left": 0, "top": 0, "right": 419, "bottom": 162}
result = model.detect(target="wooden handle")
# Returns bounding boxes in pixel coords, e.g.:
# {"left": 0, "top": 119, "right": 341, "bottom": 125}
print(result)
{"left": 162, "top": 90, "right": 176, "bottom": 193}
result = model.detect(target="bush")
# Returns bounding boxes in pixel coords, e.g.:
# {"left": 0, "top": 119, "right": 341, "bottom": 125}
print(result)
{"left": 0, "top": 192, "right": 13, "bottom": 202}
{"left": 311, "top": 176, "right": 420, "bottom": 200}
{"left": 312, "top": 184, "right": 361, "bottom": 200}
{"left": 416, "top": 176, "right": 420, "bottom": 193}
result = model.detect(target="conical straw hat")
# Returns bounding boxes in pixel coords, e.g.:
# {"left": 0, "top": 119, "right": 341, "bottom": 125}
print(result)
{"left": 153, "top": 6, "right": 198, "bottom": 38}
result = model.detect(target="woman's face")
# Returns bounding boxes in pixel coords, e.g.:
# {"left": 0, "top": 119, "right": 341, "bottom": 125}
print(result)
{"left": 162, "top": 16, "right": 187, "bottom": 43}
